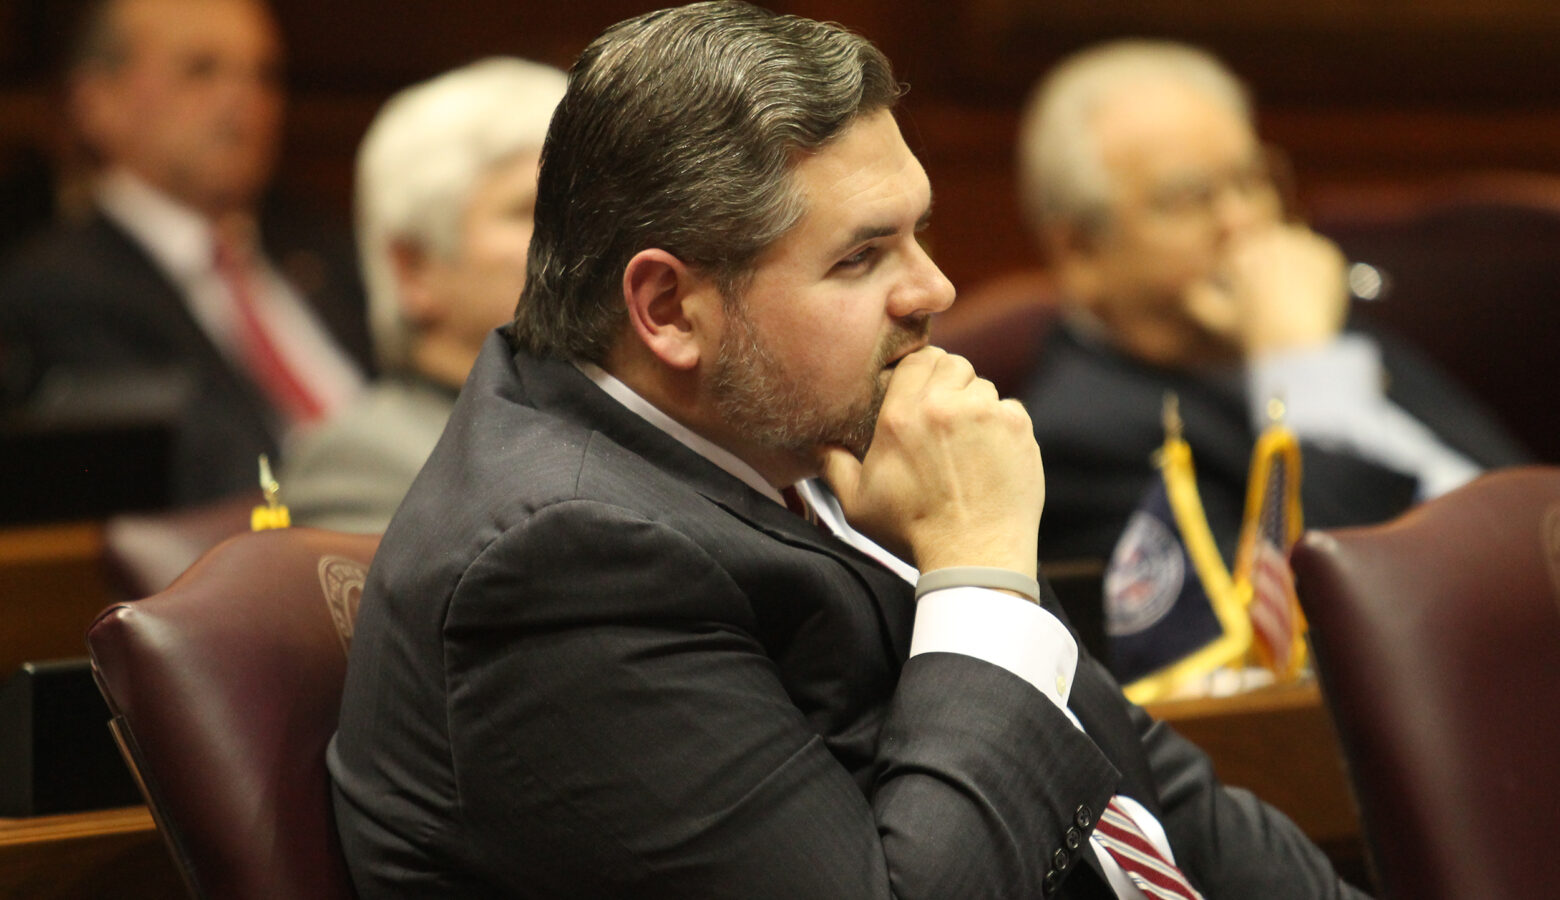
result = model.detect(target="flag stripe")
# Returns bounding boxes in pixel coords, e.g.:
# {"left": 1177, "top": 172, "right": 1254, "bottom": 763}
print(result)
{"left": 1248, "top": 537, "right": 1299, "bottom": 668}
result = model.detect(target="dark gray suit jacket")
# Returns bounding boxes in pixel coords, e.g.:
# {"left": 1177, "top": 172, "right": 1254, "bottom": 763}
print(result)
{"left": 1023, "top": 324, "right": 1530, "bottom": 568}
{"left": 0, "top": 205, "right": 370, "bottom": 504}
{"left": 328, "top": 330, "right": 1365, "bottom": 898}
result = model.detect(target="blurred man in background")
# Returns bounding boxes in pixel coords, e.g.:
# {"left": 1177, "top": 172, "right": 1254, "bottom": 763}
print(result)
{"left": 280, "top": 57, "right": 566, "bottom": 532}
{"left": 1016, "top": 39, "right": 1527, "bottom": 567}
{"left": 0, "top": 0, "right": 370, "bottom": 506}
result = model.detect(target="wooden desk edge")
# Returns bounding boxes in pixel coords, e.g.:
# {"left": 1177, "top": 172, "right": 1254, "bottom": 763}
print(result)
{"left": 0, "top": 806, "right": 154, "bottom": 847}
{"left": 1144, "top": 679, "right": 1324, "bottom": 723}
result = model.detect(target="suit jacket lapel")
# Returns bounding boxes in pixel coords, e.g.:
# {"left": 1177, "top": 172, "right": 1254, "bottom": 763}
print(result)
{"left": 513, "top": 346, "right": 917, "bottom": 662}
{"left": 717, "top": 490, "right": 916, "bottom": 663}
{"left": 91, "top": 213, "right": 220, "bottom": 355}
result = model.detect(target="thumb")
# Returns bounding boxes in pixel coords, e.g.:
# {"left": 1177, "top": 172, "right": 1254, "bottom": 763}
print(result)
{"left": 817, "top": 445, "right": 862, "bottom": 509}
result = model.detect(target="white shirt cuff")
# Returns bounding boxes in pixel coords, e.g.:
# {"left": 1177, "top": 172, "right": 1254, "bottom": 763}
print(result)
{"left": 909, "top": 586, "right": 1079, "bottom": 714}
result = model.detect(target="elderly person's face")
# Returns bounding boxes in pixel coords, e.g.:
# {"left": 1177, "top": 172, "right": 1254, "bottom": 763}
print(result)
{"left": 406, "top": 151, "right": 542, "bottom": 358}
{"left": 1065, "top": 80, "right": 1282, "bottom": 325}
{"left": 76, "top": 0, "right": 284, "bottom": 216}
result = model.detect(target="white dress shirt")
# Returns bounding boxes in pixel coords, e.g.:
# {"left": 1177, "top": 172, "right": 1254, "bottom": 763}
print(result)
{"left": 1248, "top": 334, "right": 1481, "bottom": 499}
{"left": 578, "top": 361, "right": 1167, "bottom": 898}
{"left": 96, "top": 169, "right": 363, "bottom": 429}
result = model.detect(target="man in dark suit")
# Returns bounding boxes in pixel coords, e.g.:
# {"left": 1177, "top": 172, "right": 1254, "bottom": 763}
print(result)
{"left": 1014, "top": 40, "right": 1527, "bottom": 567}
{"left": 0, "top": 0, "right": 369, "bottom": 505}
{"left": 330, "top": 5, "right": 1368, "bottom": 897}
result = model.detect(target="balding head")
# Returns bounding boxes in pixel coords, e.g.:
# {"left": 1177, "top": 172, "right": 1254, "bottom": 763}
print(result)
{"left": 1017, "top": 39, "right": 1252, "bottom": 242}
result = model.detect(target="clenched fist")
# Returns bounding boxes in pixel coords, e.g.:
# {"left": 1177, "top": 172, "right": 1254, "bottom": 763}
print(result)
{"left": 819, "top": 346, "right": 1043, "bottom": 577}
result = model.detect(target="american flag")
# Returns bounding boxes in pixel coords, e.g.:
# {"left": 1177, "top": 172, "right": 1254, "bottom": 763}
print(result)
{"left": 1236, "top": 424, "right": 1307, "bottom": 680}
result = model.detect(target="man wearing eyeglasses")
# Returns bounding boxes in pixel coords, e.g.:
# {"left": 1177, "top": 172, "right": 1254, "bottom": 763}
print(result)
{"left": 1015, "top": 40, "right": 1526, "bottom": 571}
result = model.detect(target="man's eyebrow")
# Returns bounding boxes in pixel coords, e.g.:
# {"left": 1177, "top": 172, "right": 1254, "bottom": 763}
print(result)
{"left": 833, "top": 194, "right": 935, "bottom": 254}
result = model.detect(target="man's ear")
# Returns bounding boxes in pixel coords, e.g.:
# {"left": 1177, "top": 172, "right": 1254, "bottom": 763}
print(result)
{"left": 622, "top": 248, "right": 719, "bottom": 371}
{"left": 1045, "top": 222, "right": 1105, "bottom": 306}
{"left": 389, "top": 240, "right": 441, "bottom": 325}
{"left": 69, "top": 70, "right": 123, "bottom": 158}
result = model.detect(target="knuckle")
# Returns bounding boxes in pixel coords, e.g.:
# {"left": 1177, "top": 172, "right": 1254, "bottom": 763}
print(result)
{"left": 877, "top": 405, "right": 910, "bottom": 435}
{"left": 999, "top": 397, "right": 1033, "bottom": 427}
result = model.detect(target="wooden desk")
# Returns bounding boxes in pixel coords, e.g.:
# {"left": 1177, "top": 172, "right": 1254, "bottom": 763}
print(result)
{"left": 0, "top": 524, "right": 176, "bottom": 898}
{"left": 0, "top": 806, "right": 181, "bottom": 899}
{"left": 0, "top": 521, "right": 115, "bottom": 676}
{"left": 1147, "top": 680, "right": 1369, "bottom": 883}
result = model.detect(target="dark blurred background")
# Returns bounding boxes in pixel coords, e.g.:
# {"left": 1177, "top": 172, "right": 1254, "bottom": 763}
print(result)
{"left": 3, "top": 0, "right": 1558, "bottom": 459}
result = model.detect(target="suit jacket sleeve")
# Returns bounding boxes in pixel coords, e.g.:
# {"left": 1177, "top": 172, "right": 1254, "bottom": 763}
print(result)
{"left": 441, "top": 499, "right": 1122, "bottom": 899}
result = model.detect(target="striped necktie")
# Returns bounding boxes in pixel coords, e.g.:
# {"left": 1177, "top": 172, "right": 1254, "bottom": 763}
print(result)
{"left": 1093, "top": 797, "right": 1205, "bottom": 899}
{"left": 780, "top": 485, "right": 825, "bottom": 530}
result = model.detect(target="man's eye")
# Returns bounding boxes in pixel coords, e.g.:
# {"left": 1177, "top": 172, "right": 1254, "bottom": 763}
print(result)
{"left": 836, "top": 247, "right": 877, "bottom": 271}
{"left": 182, "top": 54, "right": 220, "bottom": 81}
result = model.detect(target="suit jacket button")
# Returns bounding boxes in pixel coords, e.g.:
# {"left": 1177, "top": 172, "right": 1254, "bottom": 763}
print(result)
{"left": 1052, "top": 847, "right": 1070, "bottom": 871}
{"left": 1043, "top": 869, "right": 1063, "bottom": 894}
{"left": 1074, "top": 804, "right": 1093, "bottom": 828}
{"left": 1065, "top": 826, "right": 1083, "bottom": 850}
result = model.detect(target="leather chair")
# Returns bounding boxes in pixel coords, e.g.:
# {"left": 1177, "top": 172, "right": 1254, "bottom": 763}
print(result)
{"left": 86, "top": 527, "right": 380, "bottom": 900}
{"left": 1309, "top": 171, "right": 1560, "bottom": 463}
{"left": 932, "top": 268, "right": 1059, "bottom": 398}
{"left": 1289, "top": 466, "right": 1560, "bottom": 899}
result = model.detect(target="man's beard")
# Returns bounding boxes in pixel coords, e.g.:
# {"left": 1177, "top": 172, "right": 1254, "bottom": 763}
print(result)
{"left": 709, "top": 299, "right": 928, "bottom": 460}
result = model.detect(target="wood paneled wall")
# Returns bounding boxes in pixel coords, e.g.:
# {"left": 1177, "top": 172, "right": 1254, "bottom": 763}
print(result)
{"left": 5, "top": 0, "right": 1559, "bottom": 281}
{"left": 3, "top": 0, "right": 1557, "bottom": 455}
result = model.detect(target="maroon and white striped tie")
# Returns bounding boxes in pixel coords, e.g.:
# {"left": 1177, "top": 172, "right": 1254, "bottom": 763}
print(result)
{"left": 1094, "top": 797, "right": 1205, "bottom": 899}
{"left": 781, "top": 485, "right": 826, "bottom": 532}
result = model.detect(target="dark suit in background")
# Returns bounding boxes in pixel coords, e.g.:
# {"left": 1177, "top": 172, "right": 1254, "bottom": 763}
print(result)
{"left": 328, "top": 332, "right": 1364, "bottom": 899}
{"left": 1022, "top": 323, "right": 1530, "bottom": 569}
{"left": 0, "top": 204, "right": 371, "bottom": 505}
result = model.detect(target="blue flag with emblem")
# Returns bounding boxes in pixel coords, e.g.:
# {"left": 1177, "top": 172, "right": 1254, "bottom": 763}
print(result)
{"left": 1104, "top": 395, "right": 1252, "bottom": 704}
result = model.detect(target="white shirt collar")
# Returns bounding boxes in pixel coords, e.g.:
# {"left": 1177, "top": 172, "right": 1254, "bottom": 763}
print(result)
{"left": 96, "top": 169, "right": 219, "bottom": 281}
{"left": 572, "top": 361, "right": 919, "bottom": 582}
{"left": 574, "top": 361, "right": 786, "bottom": 507}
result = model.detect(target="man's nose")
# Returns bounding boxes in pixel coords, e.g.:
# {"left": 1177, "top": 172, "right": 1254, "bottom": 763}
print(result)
{"left": 888, "top": 238, "right": 956, "bottom": 320}
{"left": 1214, "top": 180, "right": 1280, "bottom": 241}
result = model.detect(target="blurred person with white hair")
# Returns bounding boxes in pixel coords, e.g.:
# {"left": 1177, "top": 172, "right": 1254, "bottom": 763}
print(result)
{"left": 281, "top": 57, "right": 566, "bottom": 532}
{"left": 1014, "top": 39, "right": 1527, "bottom": 568}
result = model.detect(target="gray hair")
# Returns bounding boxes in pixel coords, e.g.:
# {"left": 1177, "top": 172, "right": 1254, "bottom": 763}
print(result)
{"left": 512, "top": 0, "right": 901, "bottom": 362}
{"left": 1016, "top": 39, "right": 1252, "bottom": 239}
{"left": 355, "top": 57, "right": 566, "bottom": 373}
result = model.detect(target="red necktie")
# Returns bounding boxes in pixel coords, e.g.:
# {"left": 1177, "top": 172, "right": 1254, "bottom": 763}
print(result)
{"left": 1093, "top": 797, "right": 1205, "bottom": 899}
{"left": 780, "top": 485, "right": 827, "bottom": 532}
{"left": 212, "top": 235, "right": 326, "bottom": 424}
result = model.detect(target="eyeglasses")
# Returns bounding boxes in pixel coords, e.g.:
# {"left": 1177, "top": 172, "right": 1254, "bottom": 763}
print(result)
{"left": 1144, "top": 157, "right": 1278, "bottom": 222}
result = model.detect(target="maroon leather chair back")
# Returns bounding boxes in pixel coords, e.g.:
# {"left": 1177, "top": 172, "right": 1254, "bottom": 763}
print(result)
{"left": 1309, "top": 172, "right": 1560, "bottom": 462}
{"left": 1290, "top": 467, "right": 1560, "bottom": 899}
{"left": 86, "top": 527, "right": 380, "bottom": 900}
{"left": 932, "top": 269, "right": 1059, "bottom": 398}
